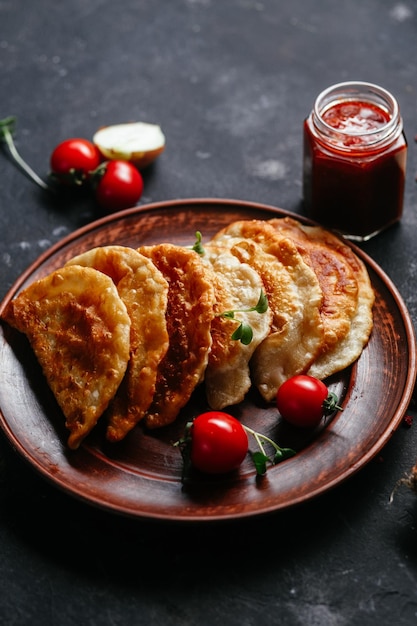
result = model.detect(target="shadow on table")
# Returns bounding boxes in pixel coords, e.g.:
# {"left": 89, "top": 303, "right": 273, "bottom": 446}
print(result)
{"left": 1, "top": 420, "right": 417, "bottom": 596}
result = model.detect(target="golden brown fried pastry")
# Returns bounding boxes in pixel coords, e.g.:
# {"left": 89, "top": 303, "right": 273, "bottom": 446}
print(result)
{"left": 2, "top": 265, "right": 131, "bottom": 449}
{"left": 66, "top": 245, "right": 148, "bottom": 284}
{"left": 66, "top": 246, "right": 170, "bottom": 441}
{"left": 139, "top": 243, "right": 216, "bottom": 429}
{"left": 202, "top": 242, "right": 272, "bottom": 409}
{"left": 269, "top": 218, "right": 374, "bottom": 379}
{"left": 269, "top": 218, "right": 358, "bottom": 352}
{"left": 211, "top": 220, "right": 324, "bottom": 400}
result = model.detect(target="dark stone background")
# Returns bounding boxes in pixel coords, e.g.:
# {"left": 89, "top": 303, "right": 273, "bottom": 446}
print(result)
{"left": 1, "top": 1, "right": 417, "bottom": 624}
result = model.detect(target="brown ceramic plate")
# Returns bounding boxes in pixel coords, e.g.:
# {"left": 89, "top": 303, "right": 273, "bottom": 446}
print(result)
{"left": 0, "top": 199, "right": 415, "bottom": 521}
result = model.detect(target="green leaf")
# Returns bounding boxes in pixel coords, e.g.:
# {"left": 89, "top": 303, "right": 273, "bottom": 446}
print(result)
{"left": 232, "top": 322, "right": 253, "bottom": 345}
{"left": 217, "top": 289, "right": 269, "bottom": 345}
{"left": 192, "top": 231, "right": 205, "bottom": 255}
{"left": 251, "top": 451, "right": 269, "bottom": 476}
{"left": 255, "top": 290, "right": 269, "bottom": 314}
{"left": 273, "top": 447, "right": 296, "bottom": 464}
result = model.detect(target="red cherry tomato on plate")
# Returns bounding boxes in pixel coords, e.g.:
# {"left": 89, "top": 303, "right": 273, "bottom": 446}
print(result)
{"left": 50, "top": 138, "right": 101, "bottom": 183}
{"left": 190, "top": 411, "right": 249, "bottom": 474}
{"left": 94, "top": 160, "right": 144, "bottom": 212}
{"left": 276, "top": 375, "right": 330, "bottom": 428}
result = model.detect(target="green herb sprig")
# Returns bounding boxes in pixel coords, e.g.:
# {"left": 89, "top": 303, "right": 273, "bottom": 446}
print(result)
{"left": 191, "top": 231, "right": 205, "bottom": 255}
{"left": 243, "top": 425, "right": 296, "bottom": 476}
{"left": 219, "top": 289, "right": 268, "bottom": 345}
{"left": 188, "top": 232, "right": 269, "bottom": 345}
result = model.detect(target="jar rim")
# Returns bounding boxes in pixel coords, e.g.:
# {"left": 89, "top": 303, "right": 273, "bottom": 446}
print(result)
{"left": 313, "top": 81, "right": 400, "bottom": 143}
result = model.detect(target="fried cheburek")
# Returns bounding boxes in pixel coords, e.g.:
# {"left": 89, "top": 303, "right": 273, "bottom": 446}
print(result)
{"left": 211, "top": 220, "right": 325, "bottom": 401}
{"left": 65, "top": 246, "right": 170, "bottom": 442}
{"left": 202, "top": 242, "right": 272, "bottom": 409}
{"left": 269, "top": 218, "right": 375, "bottom": 379}
{"left": 139, "top": 243, "right": 216, "bottom": 429}
{"left": 1, "top": 214, "right": 375, "bottom": 450}
{"left": 2, "top": 265, "right": 131, "bottom": 449}
{"left": 269, "top": 218, "right": 359, "bottom": 351}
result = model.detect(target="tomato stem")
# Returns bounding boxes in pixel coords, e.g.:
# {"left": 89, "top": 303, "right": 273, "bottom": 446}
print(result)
{"left": 0, "top": 116, "right": 51, "bottom": 192}
{"left": 323, "top": 391, "right": 343, "bottom": 414}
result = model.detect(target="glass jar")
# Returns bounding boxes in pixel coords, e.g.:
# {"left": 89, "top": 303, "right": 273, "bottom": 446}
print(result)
{"left": 302, "top": 81, "right": 407, "bottom": 241}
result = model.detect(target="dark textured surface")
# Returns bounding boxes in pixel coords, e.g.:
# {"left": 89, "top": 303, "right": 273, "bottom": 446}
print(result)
{"left": 1, "top": 1, "right": 417, "bottom": 624}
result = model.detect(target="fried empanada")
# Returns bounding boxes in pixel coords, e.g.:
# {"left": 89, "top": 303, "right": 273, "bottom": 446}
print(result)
{"left": 269, "top": 218, "right": 374, "bottom": 379}
{"left": 202, "top": 242, "right": 272, "bottom": 409}
{"left": 66, "top": 246, "right": 170, "bottom": 441}
{"left": 139, "top": 243, "right": 216, "bottom": 429}
{"left": 211, "top": 220, "right": 324, "bottom": 400}
{"left": 66, "top": 245, "right": 148, "bottom": 285}
{"left": 2, "top": 265, "right": 131, "bottom": 449}
{"left": 269, "top": 218, "right": 359, "bottom": 352}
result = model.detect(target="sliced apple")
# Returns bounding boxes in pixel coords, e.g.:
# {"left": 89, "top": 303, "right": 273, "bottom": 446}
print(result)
{"left": 93, "top": 122, "right": 166, "bottom": 169}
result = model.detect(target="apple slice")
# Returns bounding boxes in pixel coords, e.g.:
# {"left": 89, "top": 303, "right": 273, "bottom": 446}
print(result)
{"left": 93, "top": 122, "right": 166, "bottom": 169}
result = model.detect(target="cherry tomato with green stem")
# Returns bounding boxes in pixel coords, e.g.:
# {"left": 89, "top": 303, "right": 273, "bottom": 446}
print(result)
{"left": 276, "top": 374, "right": 341, "bottom": 428}
{"left": 94, "top": 160, "right": 144, "bottom": 212}
{"left": 189, "top": 411, "right": 249, "bottom": 474}
{"left": 50, "top": 138, "right": 101, "bottom": 185}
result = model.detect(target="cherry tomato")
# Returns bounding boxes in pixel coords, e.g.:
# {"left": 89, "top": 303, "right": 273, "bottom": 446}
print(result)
{"left": 94, "top": 160, "right": 144, "bottom": 212}
{"left": 50, "top": 138, "right": 101, "bottom": 183}
{"left": 190, "top": 411, "right": 249, "bottom": 474}
{"left": 276, "top": 375, "right": 329, "bottom": 428}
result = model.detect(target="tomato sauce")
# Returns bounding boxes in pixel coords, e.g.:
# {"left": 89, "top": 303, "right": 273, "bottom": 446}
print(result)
{"left": 303, "top": 84, "right": 407, "bottom": 241}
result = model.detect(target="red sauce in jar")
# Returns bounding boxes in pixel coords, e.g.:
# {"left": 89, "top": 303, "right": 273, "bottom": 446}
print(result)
{"left": 323, "top": 101, "right": 390, "bottom": 136}
{"left": 303, "top": 83, "right": 407, "bottom": 241}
